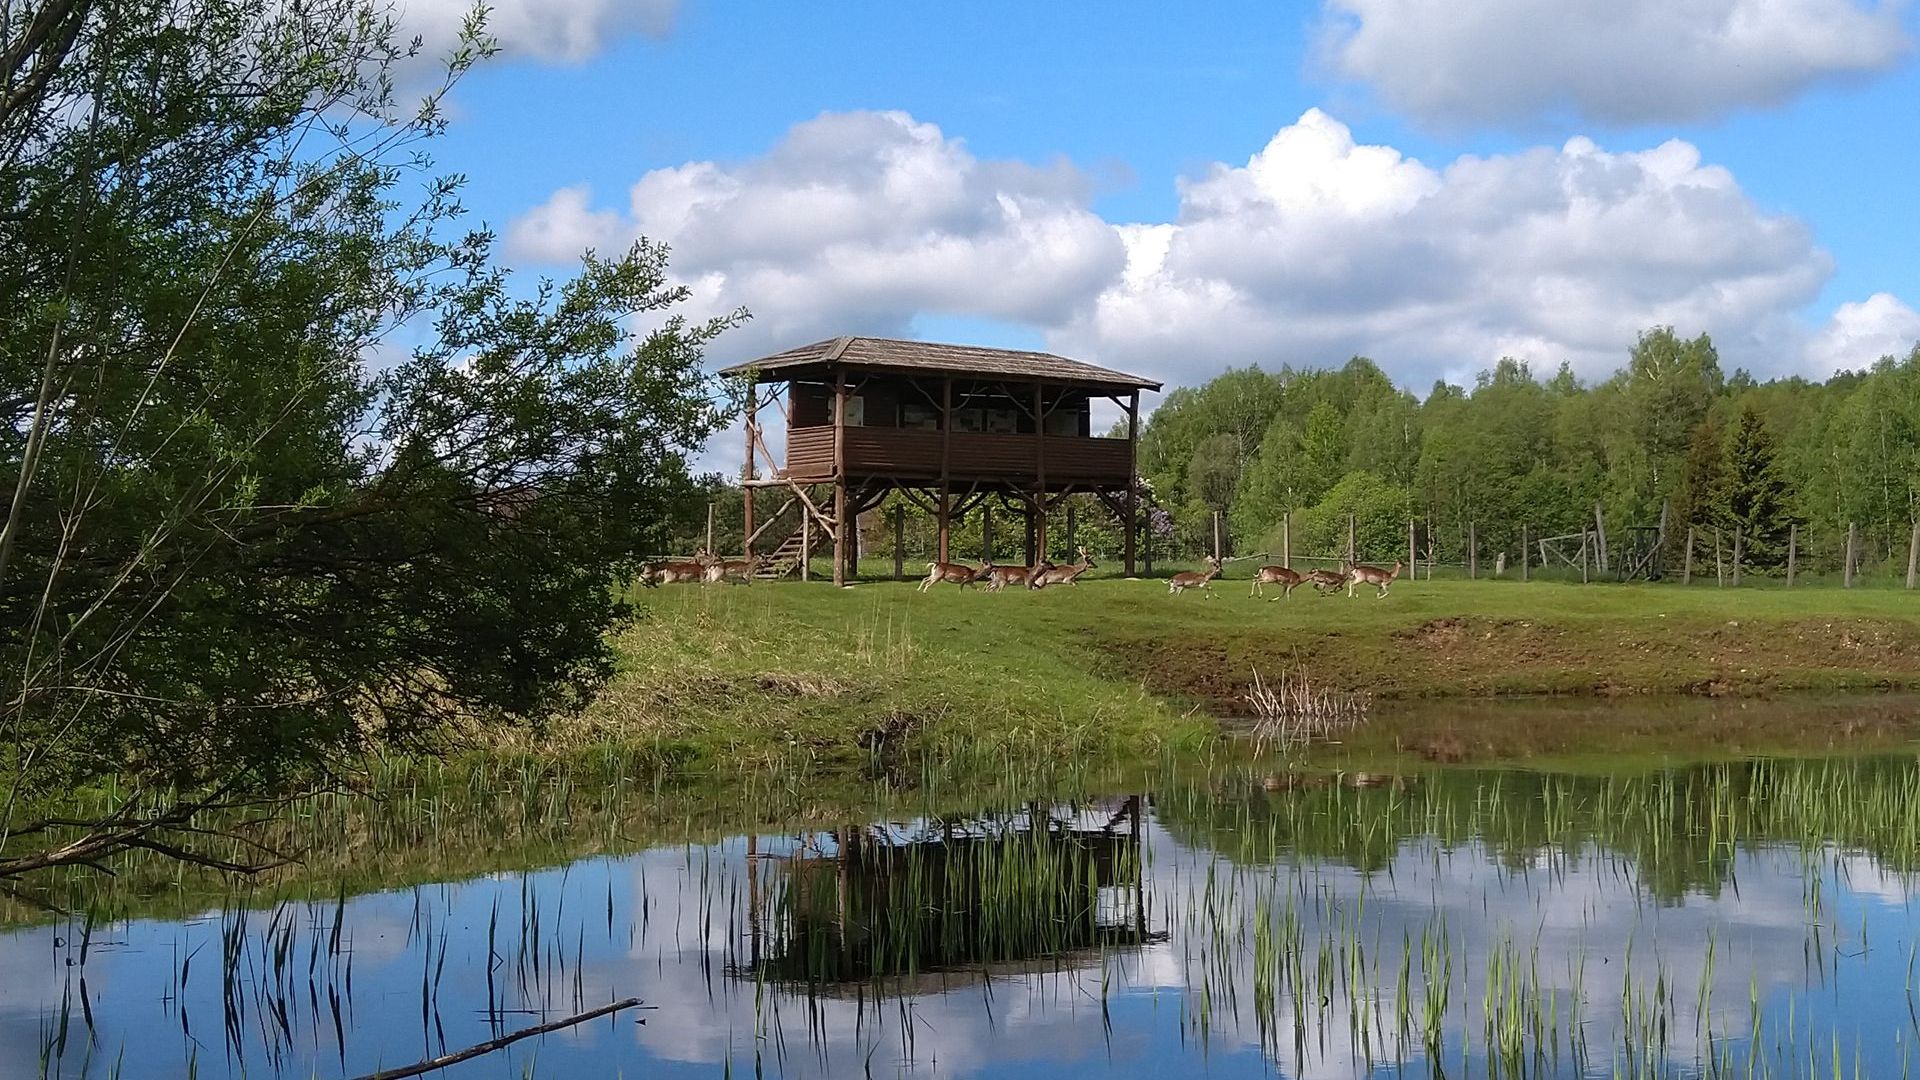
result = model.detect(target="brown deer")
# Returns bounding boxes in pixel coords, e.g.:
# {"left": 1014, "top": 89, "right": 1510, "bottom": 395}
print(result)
{"left": 1249, "top": 564, "right": 1304, "bottom": 600}
{"left": 641, "top": 557, "right": 712, "bottom": 586}
{"left": 920, "top": 560, "right": 985, "bottom": 591}
{"left": 1346, "top": 559, "right": 1403, "bottom": 599}
{"left": 1030, "top": 548, "right": 1096, "bottom": 589}
{"left": 982, "top": 562, "right": 1044, "bottom": 591}
{"left": 1167, "top": 556, "right": 1223, "bottom": 596}
{"left": 1305, "top": 567, "right": 1346, "bottom": 594}
{"left": 704, "top": 555, "right": 763, "bottom": 585}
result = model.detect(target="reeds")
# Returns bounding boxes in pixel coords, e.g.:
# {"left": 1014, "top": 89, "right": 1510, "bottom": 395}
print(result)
{"left": 1246, "top": 668, "right": 1372, "bottom": 755}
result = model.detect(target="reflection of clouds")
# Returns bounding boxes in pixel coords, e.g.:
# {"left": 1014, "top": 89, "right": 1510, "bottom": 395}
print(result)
{"left": 2, "top": 807, "right": 1914, "bottom": 1079}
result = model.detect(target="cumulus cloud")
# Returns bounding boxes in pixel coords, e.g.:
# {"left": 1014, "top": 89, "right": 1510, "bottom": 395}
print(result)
{"left": 1318, "top": 0, "right": 1910, "bottom": 128}
{"left": 1058, "top": 109, "right": 1846, "bottom": 387}
{"left": 1805, "top": 292, "right": 1920, "bottom": 373}
{"left": 393, "top": 0, "right": 677, "bottom": 63}
{"left": 508, "top": 107, "right": 1914, "bottom": 400}
{"left": 505, "top": 110, "right": 1127, "bottom": 359}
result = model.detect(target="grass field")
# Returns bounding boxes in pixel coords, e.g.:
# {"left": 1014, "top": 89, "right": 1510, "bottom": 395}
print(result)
{"left": 570, "top": 571, "right": 1920, "bottom": 771}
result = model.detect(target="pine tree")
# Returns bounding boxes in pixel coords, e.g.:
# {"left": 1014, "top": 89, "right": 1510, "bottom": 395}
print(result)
{"left": 1718, "top": 404, "right": 1797, "bottom": 570}
{"left": 1672, "top": 419, "right": 1728, "bottom": 532}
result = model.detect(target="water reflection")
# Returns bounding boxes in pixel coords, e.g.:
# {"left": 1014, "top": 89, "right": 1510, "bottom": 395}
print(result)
{"left": 3, "top": 756, "right": 1920, "bottom": 1078}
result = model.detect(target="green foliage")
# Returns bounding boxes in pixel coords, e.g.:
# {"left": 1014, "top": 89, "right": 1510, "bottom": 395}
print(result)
{"left": 0, "top": 0, "right": 740, "bottom": 820}
{"left": 1288, "top": 471, "right": 1414, "bottom": 560}
{"left": 1719, "top": 403, "right": 1796, "bottom": 568}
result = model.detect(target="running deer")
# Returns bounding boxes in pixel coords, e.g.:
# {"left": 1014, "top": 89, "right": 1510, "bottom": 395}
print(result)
{"left": 1346, "top": 559, "right": 1403, "bottom": 599}
{"left": 1305, "top": 568, "right": 1346, "bottom": 594}
{"left": 641, "top": 556, "right": 712, "bottom": 586}
{"left": 1250, "top": 564, "right": 1304, "bottom": 600}
{"left": 982, "top": 562, "right": 1044, "bottom": 591}
{"left": 920, "top": 560, "right": 985, "bottom": 591}
{"left": 1030, "top": 548, "right": 1096, "bottom": 589}
{"left": 1167, "top": 557, "right": 1223, "bottom": 596}
{"left": 704, "top": 555, "right": 763, "bottom": 585}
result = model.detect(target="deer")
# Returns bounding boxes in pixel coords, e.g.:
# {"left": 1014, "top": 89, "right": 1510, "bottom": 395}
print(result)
{"left": 1305, "top": 567, "right": 1347, "bottom": 595}
{"left": 1249, "top": 563, "right": 1304, "bottom": 600}
{"left": 982, "top": 561, "right": 1044, "bottom": 591}
{"left": 641, "top": 556, "right": 712, "bottom": 587}
{"left": 920, "top": 560, "right": 985, "bottom": 591}
{"left": 1167, "top": 556, "right": 1223, "bottom": 596}
{"left": 704, "top": 554, "right": 763, "bottom": 585}
{"left": 1030, "top": 548, "right": 1096, "bottom": 589}
{"left": 1346, "top": 559, "right": 1403, "bottom": 599}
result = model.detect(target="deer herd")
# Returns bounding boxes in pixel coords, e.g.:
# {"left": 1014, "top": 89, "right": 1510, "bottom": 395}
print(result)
{"left": 643, "top": 548, "right": 1405, "bottom": 599}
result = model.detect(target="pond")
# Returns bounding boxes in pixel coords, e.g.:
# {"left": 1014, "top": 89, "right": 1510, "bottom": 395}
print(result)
{"left": 6, "top": 706, "right": 1920, "bottom": 1078}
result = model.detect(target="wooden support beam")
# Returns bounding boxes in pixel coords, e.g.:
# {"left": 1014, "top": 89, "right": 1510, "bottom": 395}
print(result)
{"left": 1125, "top": 391, "right": 1139, "bottom": 576}
{"left": 743, "top": 375, "right": 757, "bottom": 557}
{"left": 833, "top": 370, "right": 848, "bottom": 587}
{"left": 1034, "top": 382, "right": 1048, "bottom": 560}
{"left": 939, "top": 377, "right": 952, "bottom": 564}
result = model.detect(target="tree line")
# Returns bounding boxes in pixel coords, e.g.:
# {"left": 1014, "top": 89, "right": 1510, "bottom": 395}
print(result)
{"left": 1135, "top": 329, "right": 1920, "bottom": 576}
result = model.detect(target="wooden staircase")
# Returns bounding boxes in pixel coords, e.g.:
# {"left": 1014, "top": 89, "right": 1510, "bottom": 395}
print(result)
{"left": 754, "top": 526, "right": 808, "bottom": 579}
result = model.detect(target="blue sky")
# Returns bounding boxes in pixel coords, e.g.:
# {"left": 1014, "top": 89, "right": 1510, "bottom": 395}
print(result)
{"left": 407, "top": 0, "right": 1920, "bottom": 392}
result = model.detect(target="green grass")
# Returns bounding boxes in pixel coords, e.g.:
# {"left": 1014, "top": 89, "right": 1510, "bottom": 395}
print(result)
{"left": 587, "top": 573, "right": 1920, "bottom": 771}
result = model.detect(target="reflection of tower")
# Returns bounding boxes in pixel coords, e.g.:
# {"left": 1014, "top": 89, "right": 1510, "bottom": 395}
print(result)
{"left": 733, "top": 798, "right": 1165, "bottom": 995}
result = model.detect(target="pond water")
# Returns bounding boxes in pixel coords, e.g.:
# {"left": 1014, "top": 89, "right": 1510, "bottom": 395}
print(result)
{"left": 6, "top": 735, "right": 1920, "bottom": 1077}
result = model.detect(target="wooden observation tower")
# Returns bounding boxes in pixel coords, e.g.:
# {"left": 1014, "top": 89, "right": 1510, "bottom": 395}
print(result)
{"left": 721, "top": 337, "right": 1161, "bottom": 584}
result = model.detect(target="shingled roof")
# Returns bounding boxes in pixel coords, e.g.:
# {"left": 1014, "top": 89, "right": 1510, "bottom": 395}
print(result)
{"left": 719, "top": 336, "right": 1161, "bottom": 392}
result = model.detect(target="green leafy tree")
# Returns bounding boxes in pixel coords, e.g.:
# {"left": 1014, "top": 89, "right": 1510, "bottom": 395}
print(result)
{"left": 0, "top": 0, "right": 741, "bottom": 877}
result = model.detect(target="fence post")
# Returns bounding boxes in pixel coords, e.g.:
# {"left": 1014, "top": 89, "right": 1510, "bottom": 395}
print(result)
{"left": 1845, "top": 522, "right": 1857, "bottom": 588}
{"left": 1714, "top": 528, "right": 1724, "bottom": 586}
{"left": 705, "top": 501, "right": 716, "bottom": 555}
{"left": 893, "top": 505, "right": 905, "bottom": 580}
{"left": 1580, "top": 532, "right": 1590, "bottom": 584}
{"left": 1787, "top": 524, "right": 1797, "bottom": 588}
{"left": 1521, "top": 524, "right": 1530, "bottom": 582}
{"left": 982, "top": 503, "right": 994, "bottom": 564}
{"left": 1347, "top": 513, "right": 1357, "bottom": 566}
{"left": 1468, "top": 521, "right": 1477, "bottom": 580}
{"left": 801, "top": 514, "right": 811, "bottom": 582}
{"left": 1682, "top": 525, "right": 1694, "bottom": 585}
{"left": 1731, "top": 527, "right": 1743, "bottom": 587}
{"left": 1213, "top": 510, "right": 1223, "bottom": 563}
{"left": 1283, "top": 512, "right": 1291, "bottom": 568}
{"left": 1908, "top": 520, "right": 1919, "bottom": 590}
{"left": 1408, "top": 518, "right": 1416, "bottom": 578}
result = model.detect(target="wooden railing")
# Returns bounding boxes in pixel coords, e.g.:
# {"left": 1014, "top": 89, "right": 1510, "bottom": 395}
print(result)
{"left": 782, "top": 426, "right": 1130, "bottom": 483}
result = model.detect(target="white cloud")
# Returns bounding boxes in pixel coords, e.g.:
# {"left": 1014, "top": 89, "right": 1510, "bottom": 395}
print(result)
{"left": 1057, "top": 109, "right": 1846, "bottom": 388}
{"left": 1318, "top": 0, "right": 1911, "bottom": 128}
{"left": 1805, "top": 292, "right": 1920, "bottom": 373}
{"left": 505, "top": 110, "right": 1127, "bottom": 361}
{"left": 508, "top": 107, "right": 1913, "bottom": 402}
{"left": 394, "top": 0, "right": 677, "bottom": 63}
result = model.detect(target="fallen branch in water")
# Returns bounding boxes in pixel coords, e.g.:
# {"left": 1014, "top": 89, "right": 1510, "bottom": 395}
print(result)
{"left": 346, "top": 997, "right": 645, "bottom": 1080}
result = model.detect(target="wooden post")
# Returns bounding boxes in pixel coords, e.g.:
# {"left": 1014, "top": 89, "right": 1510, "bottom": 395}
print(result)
{"left": 1683, "top": 525, "right": 1694, "bottom": 585}
{"left": 893, "top": 505, "right": 905, "bottom": 580}
{"left": 1283, "top": 512, "right": 1292, "bottom": 568}
{"left": 1787, "top": 524, "right": 1798, "bottom": 587}
{"left": 1592, "top": 502, "right": 1609, "bottom": 573}
{"left": 1347, "top": 513, "right": 1357, "bottom": 566}
{"left": 1213, "top": 510, "right": 1223, "bottom": 563}
{"left": 800, "top": 513, "right": 811, "bottom": 582}
{"left": 1520, "top": 525, "right": 1530, "bottom": 582}
{"left": 982, "top": 502, "right": 994, "bottom": 564}
{"left": 1407, "top": 518, "right": 1416, "bottom": 579}
{"left": 1714, "top": 527, "right": 1724, "bottom": 587}
{"left": 832, "top": 370, "right": 848, "bottom": 587}
{"left": 1034, "top": 384, "right": 1047, "bottom": 561}
{"left": 1124, "top": 391, "right": 1140, "bottom": 577}
{"left": 1731, "top": 527, "right": 1743, "bottom": 587}
{"left": 705, "top": 501, "right": 715, "bottom": 556}
{"left": 1468, "top": 521, "right": 1477, "bottom": 580}
{"left": 743, "top": 378, "right": 757, "bottom": 558}
{"left": 1580, "top": 531, "right": 1589, "bottom": 584}
{"left": 1845, "top": 522, "right": 1857, "bottom": 588}
{"left": 1906, "top": 520, "right": 1919, "bottom": 589}
{"left": 938, "top": 378, "right": 952, "bottom": 564}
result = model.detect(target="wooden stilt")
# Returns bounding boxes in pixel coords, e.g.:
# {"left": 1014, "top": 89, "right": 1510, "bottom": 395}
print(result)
{"left": 832, "top": 370, "right": 847, "bottom": 587}
{"left": 1125, "top": 392, "right": 1140, "bottom": 576}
